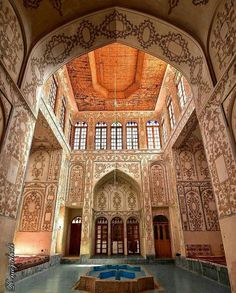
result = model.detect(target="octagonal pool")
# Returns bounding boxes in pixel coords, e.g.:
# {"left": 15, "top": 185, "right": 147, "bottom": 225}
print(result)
{"left": 74, "top": 264, "right": 158, "bottom": 292}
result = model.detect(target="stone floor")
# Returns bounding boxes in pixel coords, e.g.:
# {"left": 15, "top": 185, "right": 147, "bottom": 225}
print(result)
{"left": 14, "top": 264, "right": 231, "bottom": 293}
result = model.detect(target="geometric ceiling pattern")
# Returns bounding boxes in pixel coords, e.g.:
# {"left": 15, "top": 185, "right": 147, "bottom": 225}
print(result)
{"left": 67, "top": 43, "right": 167, "bottom": 111}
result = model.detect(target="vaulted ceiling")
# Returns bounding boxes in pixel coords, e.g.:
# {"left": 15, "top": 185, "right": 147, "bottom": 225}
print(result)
{"left": 13, "top": 0, "right": 220, "bottom": 58}
{"left": 66, "top": 43, "right": 167, "bottom": 111}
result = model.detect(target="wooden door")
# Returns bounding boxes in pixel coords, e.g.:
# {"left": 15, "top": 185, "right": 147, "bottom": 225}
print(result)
{"left": 111, "top": 217, "right": 124, "bottom": 255}
{"left": 95, "top": 217, "right": 108, "bottom": 255}
{"left": 69, "top": 216, "right": 82, "bottom": 256}
{"left": 153, "top": 216, "right": 171, "bottom": 258}
{"left": 127, "top": 218, "right": 140, "bottom": 255}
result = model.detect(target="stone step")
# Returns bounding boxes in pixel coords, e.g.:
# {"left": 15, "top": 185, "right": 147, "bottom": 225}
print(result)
{"left": 60, "top": 256, "right": 174, "bottom": 265}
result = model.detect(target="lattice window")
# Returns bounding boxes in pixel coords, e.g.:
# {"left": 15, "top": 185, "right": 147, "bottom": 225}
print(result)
{"left": 161, "top": 118, "right": 167, "bottom": 145}
{"left": 167, "top": 96, "right": 175, "bottom": 129}
{"left": 177, "top": 76, "right": 188, "bottom": 109}
{"left": 59, "top": 96, "right": 66, "bottom": 131}
{"left": 146, "top": 120, "right": 161, "bottom": 150}
{"left": 48, "top": 76, "right": 58, "bottom": 111}
{"left": 73, "top": 122, "right": 87, "bottom": 150}
{"left": 95, "top": 122, "right": 107, "bottom": 150}
{"left": 111, "top": 122, "right": 123, "bottom": 150}
{"left": 126, "top": 121, "right": 138, "bottom": 150}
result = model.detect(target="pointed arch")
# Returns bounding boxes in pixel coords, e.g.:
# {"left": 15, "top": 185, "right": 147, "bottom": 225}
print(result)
{"left": 20, "top": 7, "right": 213, "bottom": 116}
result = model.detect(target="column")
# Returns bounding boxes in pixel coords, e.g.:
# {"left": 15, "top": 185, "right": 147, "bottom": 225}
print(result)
{"left": 141, "top": 158, "right": 155, "bottom": 258}
{"left": 80, "top": 158, "right": 93, "bottom": 260}
{"left": 0, "top": 64, "right": 35, "bottom": 293}
{"left": 108, "top": 218, "right": 111, "bottom": 256}
{"left": 197, "top": 58, "right": 236, "bottom": 292}
{"left": 124, "top": 221, "right": 128, "bottom": 256}
{"left": 166, "top": 150, "right": 186, "bottom": 257}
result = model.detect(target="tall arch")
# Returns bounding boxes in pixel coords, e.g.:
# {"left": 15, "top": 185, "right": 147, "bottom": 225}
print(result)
{"left": 20, "top": 7, "right": 213, "bottom": 116}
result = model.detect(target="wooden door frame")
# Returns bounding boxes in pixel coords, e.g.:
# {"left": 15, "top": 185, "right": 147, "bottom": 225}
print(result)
{"left": 153, "top": 215, "right": 172, "bottom": 258}
{"left": 127, "top": 218, "right": 140, "bottom": 255}
{"left": 95, "top": 217, "right": 108, "bottom": 255}
{"left": 69, "top": 216, "right": 82, "bottom": 256}
{"left": 111, "top": 217, "right": 124, "bottom": 255}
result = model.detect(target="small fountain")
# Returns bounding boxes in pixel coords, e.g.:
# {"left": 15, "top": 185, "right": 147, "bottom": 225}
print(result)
{"left": 73, "top": 264, "right": 158, "bottom": 292}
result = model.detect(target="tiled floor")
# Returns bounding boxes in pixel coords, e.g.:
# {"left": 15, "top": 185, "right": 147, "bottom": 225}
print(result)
{"left": 14, "top": 264, "right": 231, "bottom": 293}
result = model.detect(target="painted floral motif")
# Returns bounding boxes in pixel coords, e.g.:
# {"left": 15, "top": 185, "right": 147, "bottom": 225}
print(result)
{"left": 0, "top": 0, "right": 24, "bottom": 81}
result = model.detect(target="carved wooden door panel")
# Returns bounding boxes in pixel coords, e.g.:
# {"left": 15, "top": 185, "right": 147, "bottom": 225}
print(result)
{"left": 127, "top": 218, "right": 140, "bottom": 255}
{"left": 154, "top": 222, "right": 171, "bottom": 257}
{"left": 111, "top": 217, "right": 124, "bottom": 255}
{"left": 95, "top": 217, "right": 108, "bottom": 255}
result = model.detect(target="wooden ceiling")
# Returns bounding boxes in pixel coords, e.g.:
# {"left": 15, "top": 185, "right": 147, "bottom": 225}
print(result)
{"left": 67, "top": 43, "right": 167, "bottom": 111}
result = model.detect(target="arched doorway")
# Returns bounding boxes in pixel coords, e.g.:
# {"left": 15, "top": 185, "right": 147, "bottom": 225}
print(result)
{"left": 153, "top": 215, "right": 171, "bottom": 258}
{"left": 127, "top": 217, "right": 140, "bottom": 255}
{"left": 95, "top": 217, "right": 108, "bottom": 255}
{"left": 111, "top": 217, "right": 124, "bottom": 255}
{"left": 69, "top": 216, "right": 82, "bottom": 256}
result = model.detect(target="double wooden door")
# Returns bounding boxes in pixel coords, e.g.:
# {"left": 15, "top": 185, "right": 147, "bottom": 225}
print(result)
{"left": 127, "top": 218, "right": 140, "bottom": 255}
{"left": 153, "top": 217, "right": 171, "bottom": 258}
{"left": 95, "top": 217, "right": 108, "bottom": 255}
{"left": 111, "top": 217, "right": 124, "bottom": 254}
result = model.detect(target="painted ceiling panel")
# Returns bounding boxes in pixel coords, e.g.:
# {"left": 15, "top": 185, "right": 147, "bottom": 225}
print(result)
{"left": 67, "top": 43, "right": 167, "bottom": 111}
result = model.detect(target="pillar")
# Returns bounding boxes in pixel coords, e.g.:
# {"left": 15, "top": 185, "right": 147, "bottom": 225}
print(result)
{"left": 0, "top": 63, "right": 35, "bottom": 293}
{"left": 108, "top": 219, "right": 111, "bottom": 256}
{"left": 197, "top": 57, "right": 236, "bottom": 292}
{"left": 124, "top": 221, "right": 128, "bottom": 256}
{"left": 80, "top": 158, "right": 93, "bottom": 260}
{"left": 141, "top": 158, "right": 155, "bottom": 258}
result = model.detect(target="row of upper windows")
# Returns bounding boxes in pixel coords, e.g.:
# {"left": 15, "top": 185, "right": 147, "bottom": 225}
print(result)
{"left": 72, "top": 121, "right": 161, "bottom": 151}
{"left": 47, "top": 72, "right": 190, "bottom": 148}
{"left": 71, "top": 75, "right": 189, "bottom": 151}
{"left": 48, "top": 76, "right": 67, "bottom": 133}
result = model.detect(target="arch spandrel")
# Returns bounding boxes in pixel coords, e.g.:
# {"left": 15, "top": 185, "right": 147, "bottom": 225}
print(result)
{"left": 93, "top": 169, "right": 141, "bottom": 213}
{"left": 93, "top": 169, "right": 141, "bottom": 195}
{"left": 0, "top": 0, "right": 24, "bottom": 83}
{"left": 93, "top": 161, "right": 141, "bottom": 186}
{"left": 21, "top": 7, "right": 213, "bottom": 116}
{"left": 209, "top": 0, "right": 236, "bottom": 81}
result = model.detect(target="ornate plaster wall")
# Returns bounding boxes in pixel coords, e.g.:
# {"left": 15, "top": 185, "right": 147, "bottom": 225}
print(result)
{"left": 14, "top": 148, "right": 62, "bottom": 254}
{"left": 174, "top": 127, "right": 222, "bottom": 256}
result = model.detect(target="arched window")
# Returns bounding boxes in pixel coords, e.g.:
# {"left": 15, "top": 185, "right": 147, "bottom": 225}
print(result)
{"left": 73, "top": 122, "right": 87, "bottom": 150}
{"left": 48, "top": 75, "right": 58, "bottom": 111}
{"left": 95, "top": 122, "right": 107, "bottom": 150}
{"left": 111, "top": 122, "right": 122, "bottom": 150}
{"left": 177, "top": 75, "right": 188, "bottom": 109}
{"left": 167, "top": 96, "right": 175, "bottom": 130}
{"left": 146, "top": 120, "right": 161, "bottom": 150}
{"left": 126, "top": 122, "right": 138, "bottom": 150}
